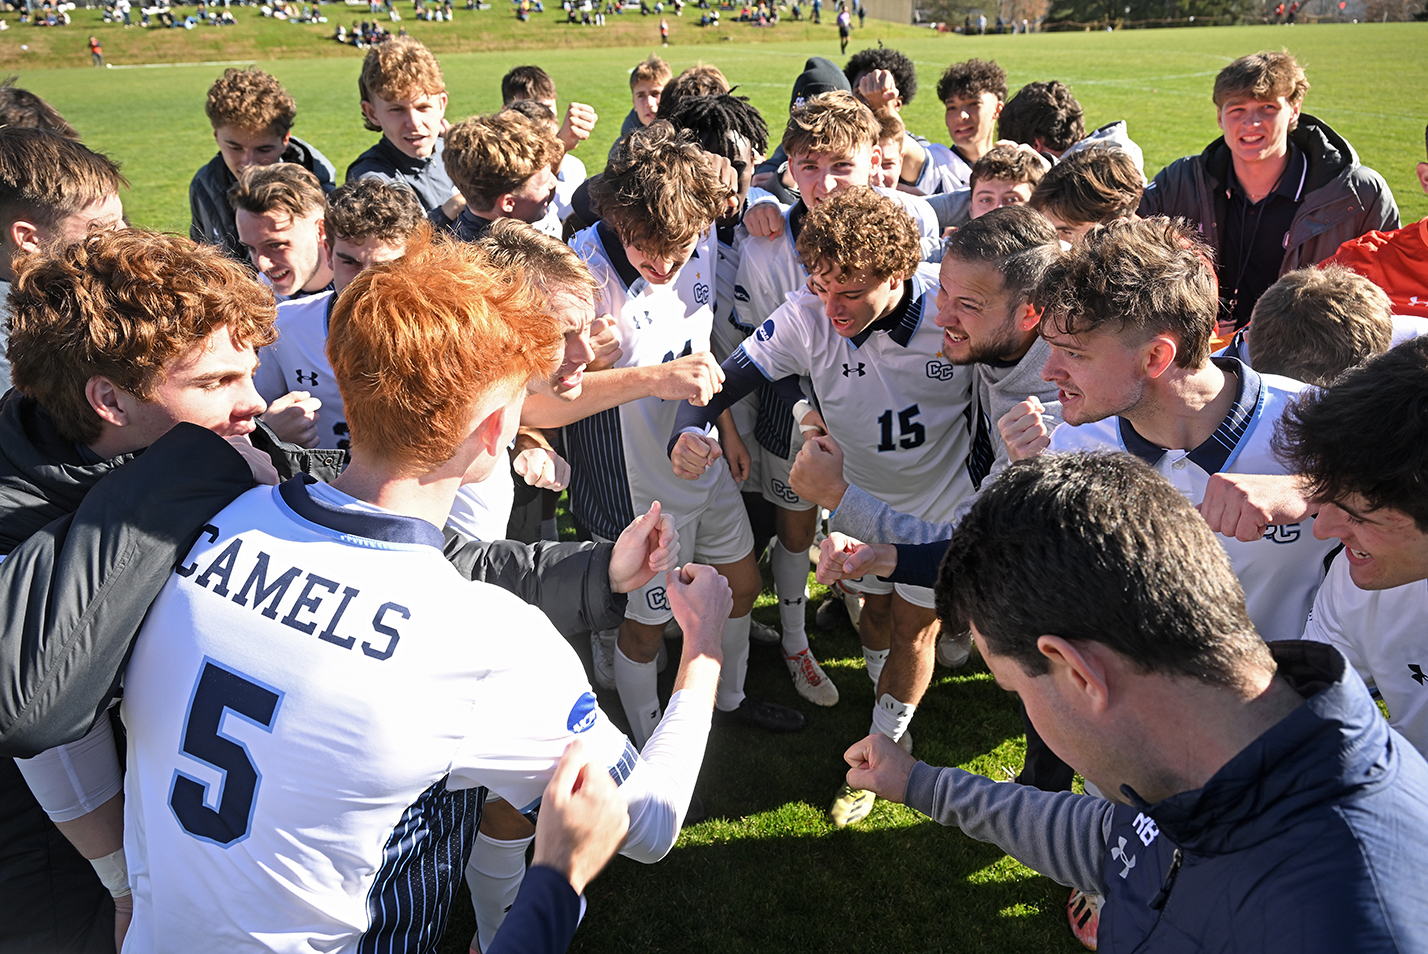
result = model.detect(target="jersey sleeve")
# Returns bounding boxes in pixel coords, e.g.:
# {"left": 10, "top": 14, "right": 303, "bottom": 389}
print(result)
{"left": 449, "top": 602, "right": 634, "bottom": 813}
{"left": 253, "top": 341, "right": 287, "bottom": 405}
{"left": 1301, "top": 554, "right": 1371, "bottom": 686}
{"left": 735, "top": 235, "right": 793, "bottom": 328}
{"left": 739, "top": 304, "right": 814, "bottom": 384}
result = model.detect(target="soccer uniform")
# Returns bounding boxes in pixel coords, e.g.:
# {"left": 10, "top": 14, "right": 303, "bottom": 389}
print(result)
{"left": 565, "top": 221, "right": 752, "bottom": 623}
{"left": 905, "top": 137, "right": 972, "bottom": 196}
{"left": 1303, "top": 552, "right": 1428, "bottom": 758}
{"left": 680, "top": 265, "right": 976, "bottom": 606}
{"left": 119, "top": 477, "right": 701, "bottom": 953}
{"left": 1049, "top": 358, "right": 1336, "bottom": 642}
{"left": 254, "top": 292, "right": 351, "bottom": 451}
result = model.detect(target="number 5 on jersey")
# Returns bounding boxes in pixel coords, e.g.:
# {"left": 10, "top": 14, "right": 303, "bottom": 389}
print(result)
{"left": 170, "top": 660, "right": 283, "bottom": 847}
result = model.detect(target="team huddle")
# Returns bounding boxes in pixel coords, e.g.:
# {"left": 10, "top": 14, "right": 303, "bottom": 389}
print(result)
{"left": 1, "top": 35, "right": 1427, "bottom": 954}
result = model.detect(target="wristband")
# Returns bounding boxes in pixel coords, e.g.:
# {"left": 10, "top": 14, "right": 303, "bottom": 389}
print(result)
{"left": 793, "top": 400, "right": 819, "bottom": 433}
{"left": 90, "top": 848, "right": 131, "bottom": 898}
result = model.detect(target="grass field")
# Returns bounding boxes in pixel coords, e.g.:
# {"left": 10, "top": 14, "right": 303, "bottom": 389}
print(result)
{"left": 3, "top": 18, "right": 1424, "bottom": 954}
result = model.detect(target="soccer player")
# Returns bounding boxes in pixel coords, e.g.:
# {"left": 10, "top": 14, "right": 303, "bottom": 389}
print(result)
{"left": 346, "top": 36, "right": 466, "bottom": 226}
{"left": 229, "top": 163, "right": 334, "bottom": 302}
{"left": 1139, "top": 50, "right": 1397, "bottom": 337}
{"left": 671, "top": 187, "right": 975, "bottom": 823}
{"left": 848, "top": 451, "right": 1428, "bottom": 954}
{"left": 996, "top": 80, "right": 1085, "bottom": 161}
{"left": 3, "top": 228, "right": 276, "bottom": 954}
{"left": 1281, "top": 337, "right": 1428, "bottom": 758}
{"left": 1001, "top": 217, "right": 1337, "bottom": 643}
{"left": 967, "top": 143, "right": 1047, "bottom": 219}
{"left": 1028, "top": 144, "right": 1145, "bottom": 245}
{"left": 110, "top": 231, "right": 731, "bottom": 951}
{"left": 844, "top": 46, "right": 960, "bottom": 199}
{"left": 499, "top": 64, "right": 597, "bottom": 227}
{"left": 621, "top": 54, "right": 671, "bottom": 137}
{"left": 441, "top": 109, "right": 562, "bottom": 243}
{"left": 935, "top": 58, "right": 1006, "bottom": 192}
{"left": 1322, "top": 122, "right": 1428, "bottom": 319}
{"left": 0, "top": 128, "right": 125, "bottom": 394}
{"left": 190, "top": 68, "right": 336, "bottom": 262}
{"left": 253, "top": 177, "right": 427, "bottom": 451}
{"left": 567, "top": 122, "right": 803, "bottom": 746}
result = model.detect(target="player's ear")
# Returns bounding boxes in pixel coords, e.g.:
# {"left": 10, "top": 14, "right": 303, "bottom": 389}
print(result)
{"left": 1142, "top": 335, "right": 1178, "bottom": 380}
{"left": 1037, "top": 634, "right": 1109, "bottom": 715}
{"left": 86, "top": 376, "right": 131, "bottom": 429}
{"left": 1017, "top": 302, "right": 1040, "bottom": 333}
{"left": 1417, "top": 161, "right": 1428, "bottom": 195}
{"left": 9, "top": 218, "right": 42, "bottom": 254}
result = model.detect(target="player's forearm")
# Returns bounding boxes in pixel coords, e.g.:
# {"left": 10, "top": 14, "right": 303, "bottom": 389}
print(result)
{"left": 904, "top": 762, "right": 1112, "bottom": 896}
{"left": 617, "top": 686, "right": 715, "bottom": 863}
{"left": 667, "top": 351, "right": 765, "bottom": 455}
{"left": 520, "top": 365, "right": 663, "bottom": 428}
{"left": 828, "top": 483, "right": 961, "bottom": 546}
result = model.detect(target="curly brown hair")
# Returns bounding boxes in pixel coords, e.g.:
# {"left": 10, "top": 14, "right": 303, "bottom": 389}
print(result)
{"left": 444, "top": 111, "right": 562, "bottom": 212}
{"left": 592, "top": 121, "right": 729, "bottom": 260}
{"left": 936, "top": 58, "right": 1007, "bottom": 105}
{"left": 6, "top": 229, "right": 276, "bottom": 445}
{"left": 1034, "top": 217, "right": 1217, "bottom": 370}
{"left": 968, "top": 143, "right": 1048, "bottom": 193}
{"left": 324, "top": 178, "right": 426, "bottom": 246}
{"left": 794, "top": 186, "right": 921, "bottom": 282}
{"left": 782, "top": 90, "right": 878, "bottom": 160}
{"left": 358, "top": 38, "right": 446, "bottom": 132}
{"left": 204, "top": 68, "right": 296, "bottom": 136}
{"left": 327, "top": 229, "right": 561, "bottom": 472}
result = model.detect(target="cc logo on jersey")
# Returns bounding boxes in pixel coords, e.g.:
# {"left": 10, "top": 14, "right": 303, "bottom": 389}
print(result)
{"left": 925, "top": 361, "right": 956, "bottom": 381}
{"left": 770, "top": 479, "right": 800, "bottom": 505}
{"left": 755, "top": 318, "right": 776, "bottom": 342}
{"left": 1262, "top": 523, "right": 1303, "bottom": 544}
{"left": 692, "top": 283, "right": 711, "bottom": 305}
{"left": 647, "top": 587, "right": 670, "bottom": 611}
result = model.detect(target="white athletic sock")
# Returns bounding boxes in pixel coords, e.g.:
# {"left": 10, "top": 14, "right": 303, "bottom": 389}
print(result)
{"left": 870, "top": 693, "right": 916, "bottom": 743}
{"left": 863, "top": 646, "right": 889, "bottom": 686}
{"left": 466, "top": 830, "right": 534, "bottom": 953}
{"left": 539, "top": 517, "right": 558, "bottom": 542}
{"left": 614, "top": 645, "right": 661, "bottom": 748}
{"left": 771, "top": 540, "right": 810, "bottom": 655}
{"left": 715, "top": 613, "right": 751, "bottom": 712}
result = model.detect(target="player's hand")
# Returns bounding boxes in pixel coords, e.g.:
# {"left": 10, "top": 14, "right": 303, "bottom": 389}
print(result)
{"left": 719, "top": 425, "right": 751, "bottom": 484}
{"left": 557, "top": 102, "right": 598, "bottom": 153}
{"left": 790, "top": 434, "right": 849, "bottom": 510}
{"left": 817, "top": 533, "right": 897, "bottom": 584}
{"left": 998, "top": 396, "right": 1052, "bottom": 461}
{"left": 261, "top": 390, "right": 322, "bottom": 448}
{"left": 671, "top": 431, "right": 723, "bottom": 480}
{"left": 857, "top": 68, "right": 901, "bottom": 109}
{"left": 531, "top": 739, "right": 629, "bottom": 896}
{"left": 1197, "top": 473, "right": 1312, "bottom": 542}
{"left": 650, "top": 351, "right": 724, "bottom": 405}
{"left": 227, "top": 434, "right": 281, "bottom": 486}
{"left": 702, "top": 152, "right": 741, "bottom": 219}
{"left": 585, "top": 315, "right": 622, "bottom": 372}
{"left": 742, "top": 201, "right": 784, "bottom": 240}
{"left": 666, "top": 563, "right": 733, "bottom": 660}
{"left": 609, "top": 501, "right": 679, "bottom": 593}
{"left": 845, "top": 733, "right": 915, "bottom": 803}
{"left": 513, "top": 447, "right": 571, "bottom": 491}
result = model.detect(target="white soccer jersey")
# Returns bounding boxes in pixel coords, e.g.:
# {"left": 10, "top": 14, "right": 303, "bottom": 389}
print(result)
{"left": 737, "top": 265, "right": 975, "bottom": 523}
{"left": 1049, "top": 359, "right": 1336, "bottom": 643}
{"left": 446, "top": 461, "right": 515, "bottom": 541}
{"left": 564, "top": 222, "right": 731, "bottom": 540}
{"left": 1303, "top": 552, "right": 1428, "bottom": 758}
{"left": 533, "top": 153, "right": 588, "bottom": 237}
{"left": 253, "top": 292, "right": 351, "bottom": 451}
{"left": 119, "top": 479, "right": 641, "bottom": 953}
{"left": 909, "top": 140, "right": 972, "bottom": 196}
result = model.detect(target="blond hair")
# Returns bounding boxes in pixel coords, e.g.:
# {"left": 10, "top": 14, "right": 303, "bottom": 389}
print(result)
{"left": 783, "top": 91, "right": 878, "bottom": 160}
{"left": 358, "top": 38, "right": 446, "bottom": 132}
{"left": 205, "top": 68, "right": 296, "bottom": 136}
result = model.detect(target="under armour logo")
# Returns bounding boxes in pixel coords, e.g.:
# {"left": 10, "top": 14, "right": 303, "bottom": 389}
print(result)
{"left": 842, "top": 362, "right": 866, "bottom": 377}
{"left": 1110, "top": 836, "right": 1137, "bottom": 879}
{"left": 1409, "top": 296, "right": 1422, "bottom": 308}
{"left": 295, "top": 369, "right": 319, "bottom": 386}
{"left": 781, "top": 597, "right": 804, "bottom": 606}
{"left": 1410, "top": 664, "right": 1426, "bottom": 686}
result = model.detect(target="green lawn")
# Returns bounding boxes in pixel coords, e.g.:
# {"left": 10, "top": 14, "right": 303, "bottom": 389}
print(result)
{"left": 3, "top": 19, "right": 1424, "bottom": 954}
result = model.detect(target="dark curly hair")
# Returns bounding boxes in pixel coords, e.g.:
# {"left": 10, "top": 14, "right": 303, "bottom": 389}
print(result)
{"left": 936, "top": 58, "right": 1007, "bottom": 104}
{"left": 844, "top": 46, "right": 918, "bottom": 105}
{"left": 794, "top": 186, "right": 921, "bottom": 282}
